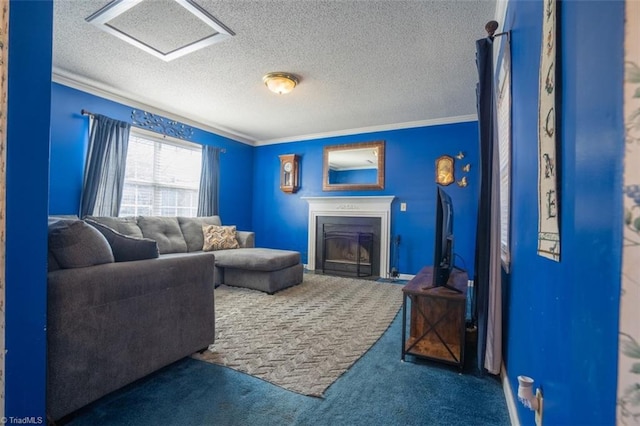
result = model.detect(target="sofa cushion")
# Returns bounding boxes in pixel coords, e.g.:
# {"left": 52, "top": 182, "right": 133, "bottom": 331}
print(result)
{"left": 212, "top": 248, "right": 300, "bottom": 271}
{"left": 202, "top": 225, "right": 240, "bottom": 251}
{"left": 48, "top": 220, "right": 114, "bottom": 268}
{"left": 178, "top": 216, "right": 222, "bottom": 252}
{"left": 137, "top": 216, "right": 188, "bottom": 254}
{"left": 85, "top": 219, "right": 160, "bottom": 262}
{"left": 84, "top": 216, "right": 144, "bottom": 239}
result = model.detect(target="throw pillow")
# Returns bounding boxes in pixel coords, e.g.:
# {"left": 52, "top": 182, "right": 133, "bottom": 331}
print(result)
{"left": 83, "top": 215, "right": 144, "bottom": 238}
{"left": 48, "top": 219, "right": 114, "bottom": 269}
{"left": 202, "top": 225, "right": 240, "bottom": 251}
{"left": 178, "top": 216, "right": 223, "bottom": 252}
{"left": 85, "top": 219, "right": 160, "bottom": 262}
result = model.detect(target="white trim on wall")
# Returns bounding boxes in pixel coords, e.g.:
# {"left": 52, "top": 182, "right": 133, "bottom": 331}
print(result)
{"left": 53, "top": 70, "right": 478, "bottom": 148}
{"left": 501, "top": 362, "right": 521, "bottom": 426}
{"left": 255, "top": 115, "right": 478, "bottom": 146}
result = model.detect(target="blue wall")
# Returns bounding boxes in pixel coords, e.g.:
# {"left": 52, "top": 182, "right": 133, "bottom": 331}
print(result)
{"left": 504, "top": 1, "right": 624, "bottom": 424}
{"left": 252, "top": 123, "right": 479, "bottom": 276}
{"left": 6, "top": 0, "right": 52, "bottom": 418}
{"left": 50, "top": 83, "right": 255, "bottom": 230}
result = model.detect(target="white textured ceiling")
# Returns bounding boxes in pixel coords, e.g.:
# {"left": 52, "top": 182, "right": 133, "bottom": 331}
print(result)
{"left": 53, "top": 0, "right": 497, "bottom": 145}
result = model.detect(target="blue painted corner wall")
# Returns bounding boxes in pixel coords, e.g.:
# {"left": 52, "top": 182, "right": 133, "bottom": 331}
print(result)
{"left": 6, "top": 0, "right": 52, "bottom": 418}
{"left": 49, "top": 83, "right": 254, "bottom": 230}
{"left": 503, "top": 1, "right": 624, "bottom": 425}
{"left": 252, "top": 123, "right": 479, "bottom": 276}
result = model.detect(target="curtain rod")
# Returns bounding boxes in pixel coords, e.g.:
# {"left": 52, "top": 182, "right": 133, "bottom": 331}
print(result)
{"left": 80, "top": 108, "right": 226, "bottom": 153}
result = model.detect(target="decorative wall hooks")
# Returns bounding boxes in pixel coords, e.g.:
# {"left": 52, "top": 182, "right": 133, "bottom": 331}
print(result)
{"left": 131, "top": 110, "right": 194, "bottom": 140}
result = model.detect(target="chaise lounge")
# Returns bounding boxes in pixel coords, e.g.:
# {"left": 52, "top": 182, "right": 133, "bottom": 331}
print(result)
{"left": 85, "top": 215, "right": 304, "bottom": 294}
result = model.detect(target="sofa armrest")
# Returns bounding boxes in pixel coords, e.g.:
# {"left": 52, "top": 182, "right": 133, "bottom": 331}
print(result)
{"left": 47, "top": 253, "right": 215, "bottom": 311}
{"left": 47, "top": 253, "right": 216, "bottom": 420}
{"left": 236, "top": 231, "right": 255, "bottom": 248}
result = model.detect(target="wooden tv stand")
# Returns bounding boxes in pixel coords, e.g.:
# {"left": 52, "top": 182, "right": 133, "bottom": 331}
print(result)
{"left": 401, "top": 266, "right": 468, "bottom": 370}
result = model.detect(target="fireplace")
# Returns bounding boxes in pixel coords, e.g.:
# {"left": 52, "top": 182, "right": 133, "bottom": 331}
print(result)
{"left": 302, "top": 196, "right": 394, "bottom": 278}
{"left": 316, "top": 216, "right": 381, "bottom": 277}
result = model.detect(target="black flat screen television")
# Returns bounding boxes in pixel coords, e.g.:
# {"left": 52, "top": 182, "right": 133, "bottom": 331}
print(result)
{"left": 431, "top": 187, "right": 461, "bottom": 292}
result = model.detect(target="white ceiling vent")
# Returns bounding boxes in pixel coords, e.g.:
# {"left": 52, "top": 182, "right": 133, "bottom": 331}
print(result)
{"left": 86, "top": 0, "right": 234, "bottom": 62}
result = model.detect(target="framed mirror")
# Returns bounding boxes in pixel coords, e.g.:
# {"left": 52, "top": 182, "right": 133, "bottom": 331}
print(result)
{"left": 323, "top": 140, "right": 385, "bottom": 191}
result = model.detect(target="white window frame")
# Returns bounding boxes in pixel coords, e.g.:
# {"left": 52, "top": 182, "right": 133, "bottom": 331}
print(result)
{"left": 495, "top": 35, "right": 512, "bottom": 271}
{"left": 119, "top": 128, "right": 202, "bottom": 217}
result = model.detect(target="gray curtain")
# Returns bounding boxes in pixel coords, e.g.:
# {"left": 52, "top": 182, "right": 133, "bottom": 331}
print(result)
{"left": 474, "top": 37, "right": 503, "bottom": 375}
{"left": 80, "top": 114, "right": 131, "bottom": 217}
{"left": 197, "top": 145, "right": 220, "bottom": 216}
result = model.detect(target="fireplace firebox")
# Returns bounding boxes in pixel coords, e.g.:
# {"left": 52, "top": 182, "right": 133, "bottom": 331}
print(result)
{"left": 315, "top": 216, "right": 381, "bottom": 278}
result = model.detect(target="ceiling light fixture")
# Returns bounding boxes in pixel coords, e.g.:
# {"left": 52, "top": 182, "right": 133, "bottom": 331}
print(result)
{"left": 262, "top": 72, "right": 299, "bottom": 95}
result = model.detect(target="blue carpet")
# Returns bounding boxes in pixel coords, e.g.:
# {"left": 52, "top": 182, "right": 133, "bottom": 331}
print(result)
{"left": 63, "top": 307, "right": 510, "bottom": 426}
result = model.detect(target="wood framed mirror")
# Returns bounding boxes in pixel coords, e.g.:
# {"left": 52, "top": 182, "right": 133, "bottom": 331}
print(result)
{"left": 322, "top": 140, "right": 385, "bottom": 191}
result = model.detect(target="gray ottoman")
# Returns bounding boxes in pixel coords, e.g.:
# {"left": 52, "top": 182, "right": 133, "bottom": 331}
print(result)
{"left": 213, "top": 248, "right": 304, "bottom": 294}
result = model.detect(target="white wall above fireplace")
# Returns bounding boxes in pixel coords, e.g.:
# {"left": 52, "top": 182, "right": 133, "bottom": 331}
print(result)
{"left": 302, "top": 196, "right": 395, "bottom": 278}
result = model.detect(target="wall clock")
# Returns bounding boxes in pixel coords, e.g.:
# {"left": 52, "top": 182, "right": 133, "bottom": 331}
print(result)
{"left": 279, "top": 154, "right": 300, "bottom": 193}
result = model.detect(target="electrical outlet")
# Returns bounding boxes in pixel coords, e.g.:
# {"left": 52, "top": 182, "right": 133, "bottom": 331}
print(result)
{"left": 400, "top": 202, "right": 407, "bottom": 211}
{"left": 535, "top": 389, "right": 543, "bottom": 426}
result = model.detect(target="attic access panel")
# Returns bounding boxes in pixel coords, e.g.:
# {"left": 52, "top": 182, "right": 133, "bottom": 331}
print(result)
{"left": 86, "top": 0, "right": 234, "bottom": 61}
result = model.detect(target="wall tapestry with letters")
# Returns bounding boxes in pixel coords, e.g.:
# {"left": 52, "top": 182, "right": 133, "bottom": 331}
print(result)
{"left": 537, "top": 0, "right": 560, "bottom": 261}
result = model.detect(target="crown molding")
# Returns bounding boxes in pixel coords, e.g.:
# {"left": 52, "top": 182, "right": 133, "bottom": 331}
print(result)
{"left": 52, "top": 69, "right": 256, "bottom": 146}
{"left": 254, "top": 115, "right": 478, "bottom": 146}
{"left": 53, "top": 69, "right": 478, "bottom": 148}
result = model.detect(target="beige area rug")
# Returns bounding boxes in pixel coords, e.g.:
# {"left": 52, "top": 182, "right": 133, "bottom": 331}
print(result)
{"left": 193, "top": 273, "right": 403, "bottom": 397}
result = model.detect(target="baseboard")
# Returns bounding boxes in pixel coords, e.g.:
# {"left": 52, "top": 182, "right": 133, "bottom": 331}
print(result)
{"left": 501, "top": 361, "right": 520, "bottom": 426}
{"left": 398, "top": 273, "right": 415, "bottom": 280}
{"left": 303, "top": 265, "right": 414, "bottom": 281}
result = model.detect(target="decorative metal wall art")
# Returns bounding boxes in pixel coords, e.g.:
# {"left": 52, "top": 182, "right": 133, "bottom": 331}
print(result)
{"left": 536, "top": 0, "right": 560, "bottom": 261}
{"left": 131, "top": 110, "right": 194, "bottom": 140}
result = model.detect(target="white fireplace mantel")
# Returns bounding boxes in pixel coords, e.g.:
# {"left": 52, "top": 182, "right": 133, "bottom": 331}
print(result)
{"left": 302, "top": 196, "right": 395, "bottom": 278}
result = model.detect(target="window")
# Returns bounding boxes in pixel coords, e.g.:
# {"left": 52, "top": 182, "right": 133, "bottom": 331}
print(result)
{"left": 496, "top": 36, "right": 511, "bottom": 270}
{"left": 120, "top": 131, "right": 201, "bottom": 217}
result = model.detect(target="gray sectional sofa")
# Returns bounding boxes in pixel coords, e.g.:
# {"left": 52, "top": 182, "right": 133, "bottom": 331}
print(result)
{"left": 46, "top": 215, "right": 303, "bottom": 421}
{"left": 85, "top": 215, "right": 304, "bottom": 293}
